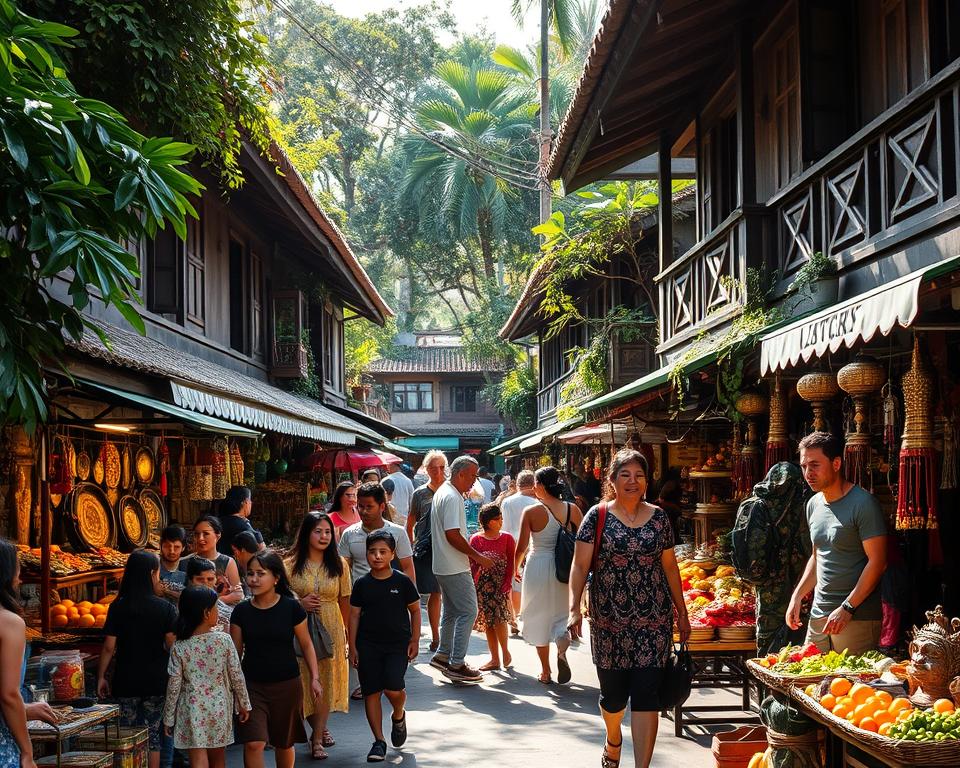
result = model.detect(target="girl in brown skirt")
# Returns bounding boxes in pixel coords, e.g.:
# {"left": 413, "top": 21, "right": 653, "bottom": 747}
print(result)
{"left": 230, "top": 551, "right": 323, "bottom": 768}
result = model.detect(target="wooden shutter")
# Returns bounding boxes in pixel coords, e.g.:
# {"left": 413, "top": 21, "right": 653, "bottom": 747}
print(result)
{"left": 250, "top": 251, "right": 263, "bottom": 360}
{"left": 147, "top": 227, "right": 183, "bottom": 318}
{"left": 185, "top": 216, "right": 205, "bottom": 330}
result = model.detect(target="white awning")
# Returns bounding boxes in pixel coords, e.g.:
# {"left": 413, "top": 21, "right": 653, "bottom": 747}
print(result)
{"left": 760, "top": 256, "right": 960, "bottom": 375}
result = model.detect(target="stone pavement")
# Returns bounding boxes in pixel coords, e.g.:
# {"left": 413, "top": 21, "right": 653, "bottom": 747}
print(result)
{"left": 225, "top": 619, "right": 749, "bottom": 767}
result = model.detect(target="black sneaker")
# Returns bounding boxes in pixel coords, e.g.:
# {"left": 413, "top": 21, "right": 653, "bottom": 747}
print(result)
{"left": 390, "top": 713, "right": 407, "bottom": 747}
{"left": 367, "top": 740, "right": 387, "bottom": 762}
{"left": 429, "top": 654, "right": 449, "bottom": 671}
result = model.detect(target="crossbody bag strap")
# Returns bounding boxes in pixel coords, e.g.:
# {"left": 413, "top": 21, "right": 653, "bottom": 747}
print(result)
{"left": 564, "top": 501, "right": 572, "bottom": 531}
{"left": 591, "top": 501, "right": 608, "bottom": 573}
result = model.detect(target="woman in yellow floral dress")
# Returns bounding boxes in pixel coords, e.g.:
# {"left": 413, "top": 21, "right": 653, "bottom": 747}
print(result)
{"left": 285, "top": 512, "right": 351, "bottom": 760}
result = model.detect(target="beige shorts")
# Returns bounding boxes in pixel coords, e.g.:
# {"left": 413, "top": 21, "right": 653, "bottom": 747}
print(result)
{"left": 806, "top": 616, "right": 881, "bottom": 656}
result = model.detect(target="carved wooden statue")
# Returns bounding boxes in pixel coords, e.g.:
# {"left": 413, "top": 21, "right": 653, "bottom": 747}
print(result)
{"left": 906, "top": 605, "right": 960, "bottom": 707}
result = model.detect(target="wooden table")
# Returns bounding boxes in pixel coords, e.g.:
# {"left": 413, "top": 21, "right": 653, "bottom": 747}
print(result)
{"left": 29, "top": 704, "right": 120, "bottom": 767}
{"left": 21, "top": 568, "right": 124, "bottom": 634}
{"left": 663, "top": 639, "right": 760, "bottom": 737}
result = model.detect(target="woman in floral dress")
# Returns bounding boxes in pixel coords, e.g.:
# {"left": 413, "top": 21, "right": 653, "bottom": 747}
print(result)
{"left": 468, "top": 504, "right": 515, "bottom": 671}
{"left": 163, "top": 586, "right": 250, "bottom": 768}
{"left": 568, "top": 449, "right": 690, "bottom": 768}
{"left": 286, "top": 512, "right": 351, "bottom": 760}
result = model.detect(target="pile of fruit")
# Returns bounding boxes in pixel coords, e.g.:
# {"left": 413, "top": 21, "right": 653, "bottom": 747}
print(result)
{"left": 757, "top": 645, "right": 882, "bottom": 676}
{"left": 17, "top": 545, "right": 92, "bottom": 576}
{"left": 805, "top": 677, "right": 922, "bottom": 735}
{"left": 679, "top": 561, "right": 755, "bottom": 628}
{"left": 81, "top": 547, "right": 127, "bottom": 569}
{"left": 688, "top": 441, "right": 734, "bottom": 472}
{"left": 885, "top": 702, "right": 960, "bottom": 742}
{"left": 50, "top": 594, "right": 114, "bottom": 629}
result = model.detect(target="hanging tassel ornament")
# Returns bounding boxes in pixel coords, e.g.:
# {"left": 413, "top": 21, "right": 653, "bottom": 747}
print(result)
{"left": 735, "top": 392, "right": 767, "bottom": 498}
{"left": 731, "top": 421, "right": 743, "bottom": 495}
{"left": 765, "top": 373, "right": 790, "bottom": 471}
{"left": 896, "top": 338, "right": 938, "bottom": 532}
{"left": 837, "top": 354, "right": 886, "bottom": 491}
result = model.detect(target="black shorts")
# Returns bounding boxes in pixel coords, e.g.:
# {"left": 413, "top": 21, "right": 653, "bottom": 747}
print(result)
{"left": 358, "top": 643, "right": 409, "bottom": 695}
{"left": 596, "top": 666, "right": 665, "bottom": 712}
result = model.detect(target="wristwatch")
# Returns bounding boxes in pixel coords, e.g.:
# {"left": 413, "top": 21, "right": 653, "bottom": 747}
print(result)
{"left": 841, "top": 600, "right": 857, "bottom": 615}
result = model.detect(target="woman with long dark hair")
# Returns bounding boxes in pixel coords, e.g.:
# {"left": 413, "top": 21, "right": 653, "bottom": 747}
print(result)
{"left": 326, "top": 482, "right": 359, "bottom": 537}
{"left": 286, "top": 513, "right": 351, "bottom": 759}
{"left": 0, "top": 539, "right": 37, "bottom": 768}
{"left": 514, "top": 466, "right": 582, "bottom": 684}
{"left": 98, "top": 549, "right": 178, "bottom": 768}
{"left": 178, "top": 516, "right": 243, "bottom": 605}
{"left": 217, "top": 485, "right": 263, "bottom": 556}
{"left": 231, "top": 551, "right": 322, "bottom": 768}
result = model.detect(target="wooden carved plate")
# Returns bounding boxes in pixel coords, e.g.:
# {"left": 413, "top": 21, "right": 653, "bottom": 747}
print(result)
{"left": 138, "top": 488, "right": 165, "bottom": 535}
{"left": 117, "top": 495, "right": 148, "bottom": 549}
{"left": 76, "top": 451, "right": 90, "bottom": 482}
{"left": 121, "top": 447, "right": 132, "bottom": 490}
{"left": 92, "top": 456, "right": 104, "bottom": 486}
{"left": 104, "top": 443, "right": 121, "bottom": 489}
{"left": 69, "top": 483, "right": 114, "bottom": 550}
{"left": 135, "top": 446, "right": 155, "bottom": 485}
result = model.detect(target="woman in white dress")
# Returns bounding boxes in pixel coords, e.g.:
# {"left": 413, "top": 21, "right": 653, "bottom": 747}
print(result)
{"left": 515, "top": 466, "right": 583, "bottom": 684}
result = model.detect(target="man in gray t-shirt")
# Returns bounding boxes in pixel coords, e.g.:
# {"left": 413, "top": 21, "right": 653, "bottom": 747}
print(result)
{"left": 786, "top": 432, "right": 887, "bottom": 655}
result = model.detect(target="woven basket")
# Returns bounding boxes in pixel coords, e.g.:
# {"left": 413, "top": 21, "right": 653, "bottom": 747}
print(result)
{"left": 793, "top": 689, "right": 960, "bottom": 765}
{"left": 746, "top": 659, "right": 827, "bottom": 691}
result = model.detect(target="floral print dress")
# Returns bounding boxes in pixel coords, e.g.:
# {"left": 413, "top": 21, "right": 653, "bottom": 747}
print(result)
{"left": 469, "top": 532, "right": 515, "bottom": 631}
{"left": 576, "top": 504, "right": 675, "bottom": 670}
{"left": 163, "top": 631, "right": 251, "bottom": 749}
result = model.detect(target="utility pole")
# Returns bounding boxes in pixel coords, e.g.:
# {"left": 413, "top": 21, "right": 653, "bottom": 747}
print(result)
{"left": 538, "top": 0, "right": 552, "bottom": 225}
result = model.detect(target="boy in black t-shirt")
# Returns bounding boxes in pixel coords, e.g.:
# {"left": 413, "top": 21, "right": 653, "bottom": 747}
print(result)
{"left": 349, "top": 531, "right": 421, "bottom": 763}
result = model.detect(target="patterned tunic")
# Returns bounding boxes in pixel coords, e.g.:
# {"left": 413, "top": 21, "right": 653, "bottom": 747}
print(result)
{"left": 469, "top": 532, "right": 515, "bottom": 631}
{"left": 576, "top": 504, "right": 674, "bottom": 670}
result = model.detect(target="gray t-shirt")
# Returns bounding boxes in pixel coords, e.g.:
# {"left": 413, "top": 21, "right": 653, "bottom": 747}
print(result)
{"left": 338, "top": 519, "right": 413, "bottom": 582}
{"left": 806, "top": 485, "right": 886, "bottom": 620}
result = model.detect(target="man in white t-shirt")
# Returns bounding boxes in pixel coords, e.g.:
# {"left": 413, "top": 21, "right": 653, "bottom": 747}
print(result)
{"left": 500, "top": 470, "right": 539, "bottom": 629}
{"left": 386, "top": 462, "right": 414, "bottom": 523}
{"left": 430, "top": 456, "right": 492, "bottom": 681}
{"left": 338, "top": 482, "right": 415, "bottom": 585}
{"left": 477, "top": 467, "right": 496, "bottom": 503}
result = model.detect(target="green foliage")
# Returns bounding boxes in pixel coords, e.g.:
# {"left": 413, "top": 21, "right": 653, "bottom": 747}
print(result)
{"left": 486, "top": 364, "right": 536, "bottom": 433}
{"left": 344, "top": 315, "right": 398, "bottom": 389}
{"left": 788, "top": 250, "right": 837, "bottom": 293}
{"left": 26, "top": 0, "right": 272, "bottom": 189}
{"left": 0, "top": 0, "right": 202, "bottom": 431}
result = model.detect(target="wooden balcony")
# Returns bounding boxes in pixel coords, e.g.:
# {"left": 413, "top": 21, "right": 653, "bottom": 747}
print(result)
{"left": 769, "top": 59, "right": 960, "bottom": 282}
{"left": 537, "top": 368, "right": 575, "bottom": 423}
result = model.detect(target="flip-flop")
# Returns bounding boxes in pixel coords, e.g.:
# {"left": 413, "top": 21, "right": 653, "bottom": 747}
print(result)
{"left": 350, "top": 686, "right": 364, "bottom": 700}
{"left": 557, "top": 655, "right": 572, "bottom": 684}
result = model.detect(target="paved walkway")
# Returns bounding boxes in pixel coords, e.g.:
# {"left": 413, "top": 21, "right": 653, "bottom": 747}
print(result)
{"left": 224, "top": 619, "right": 746, "bottom": 766}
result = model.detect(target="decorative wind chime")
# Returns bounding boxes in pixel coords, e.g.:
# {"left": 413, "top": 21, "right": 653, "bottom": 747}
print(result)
{"left": 765, "top": 373, "right": 790, "bottom": 471}
{"left": 796, "top": 369, "right": 839, "bottom": 433}
{"left": 734, "top": 391, "right": 767, "bottom": 497}
{"left": 896, "top": 338, "right": 938, "bottom": 531}
{"left": 836, "top": 354, "right": 886, "bottom": 491}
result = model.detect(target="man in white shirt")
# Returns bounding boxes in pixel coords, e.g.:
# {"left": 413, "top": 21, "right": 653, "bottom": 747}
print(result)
{"left": 386, "top": 462, "right": 414, "bottom": 524}
{"left": 430, "top": 456, "right": 492, "bottom": 681}
{"left": 338, "top": 482, "right": 416, "bottom": 585}
{"left": 500, "top": 470, "right": 538, "bottom": 629}
{"left": 476, "top": 467, "right": 496, "bottom": 503}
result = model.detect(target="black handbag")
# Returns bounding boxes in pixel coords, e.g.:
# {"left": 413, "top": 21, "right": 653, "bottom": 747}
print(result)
{"left": 659, "top": 642, "right": 693, "bottom": 708}
{"left": 554, "top": 502, "right": 577, "bottom": 583}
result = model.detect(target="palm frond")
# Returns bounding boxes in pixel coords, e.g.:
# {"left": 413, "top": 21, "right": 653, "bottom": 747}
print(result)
{"left": 492, "top": 45, "right": 537, "bottom": 79}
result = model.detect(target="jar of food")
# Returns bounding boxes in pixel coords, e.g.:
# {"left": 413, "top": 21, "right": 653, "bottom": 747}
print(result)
{"left": 41, "top": 650, "right": 84, "bottom": 700}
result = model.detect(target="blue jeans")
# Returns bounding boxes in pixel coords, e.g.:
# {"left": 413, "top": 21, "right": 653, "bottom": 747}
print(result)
{"left": 160, "top": 731, "right": 173, "bottom": 768}
{"left": 435, "top": 572, "right": 478, "bottom": 668}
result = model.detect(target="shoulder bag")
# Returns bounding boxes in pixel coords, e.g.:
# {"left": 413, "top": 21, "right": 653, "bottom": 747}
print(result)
{"left": 553, "top": 502, "right": 578, "bottom": 583}
{"left": 659, "top": 642, "right": 693, "bottom": 708}
{"left": 293, "top": 573, "right": 334, "bottom": 661}
{"left": 590, "top": 501, "right": 608, "bottom": 576}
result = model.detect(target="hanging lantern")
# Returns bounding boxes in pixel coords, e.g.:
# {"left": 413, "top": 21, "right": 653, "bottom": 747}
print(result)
{"left": 796, "top": 370, "right": 839, "bottom": 432}
{"left": 735, "top": 392, "right": 768, "bottom": 497}
{"left": 765, "top": 373, "right": 790, "bottom": 471}
{"left": 837, "top": 354, "right": 886, "bottom": 490}
{"left": 897, "top": 338, "right": 937, "bottom": 531}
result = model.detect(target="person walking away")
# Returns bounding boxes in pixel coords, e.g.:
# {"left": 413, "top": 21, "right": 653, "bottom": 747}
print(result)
{"left": 158, "top": 525, "right": 187, "bottom": 601}
{"left": 231, "top": 531, "right": 259, "bottom": 598}
{"left": 430, "top": 456, "right": 492, "bottom": 682}
{"left": 385, "top": 462, "right": 414, "bottom": 529}
{"left": 163, "top": 586, "right": 251, "bottom": 768}
{"left": 348, "top": 532, "right": 421, "bottom": 763}
{"left": 568, "top": 450, "right": 690, "bottom": 768}
{"left": 98, "top": 550, "right": 178, "bottom": 768}
{"left": 469, "top": 504, "right": 515, "bottom": 671}
{"left": 327, "top": 482, "right": 360, "bottom": 538}
{"left": 380, "top": 478, "right": 397, "bottom": 523}
{"left": 217, "top": 486, "right": 264, "bottom": 556}
{"left": 178, "top": 517, "right": 243, "bottom": 605}
{"left": 500, "top": 470, "right": 538, "bottom": 634}
{"left": 286, "top": 512, "right": 351, "bottom": 760}
{"left": 230, "top": 551, "right": 322, "bottom": 768}
{"left": 731, "top": 462, "right": 811, "bottom": 655}
{"left": 184, "top": 559, "right": 233, "bottom": 632}
{"left": 786, "top": 432, "right": 887, "bottom": 655}
{"left": 477, "top": 468, "right": 496, "bottom": 504}
{"left": 515, "top": 467, "right": 581, "bottom": 684}
{"left": 339, "top": 484, "right": 415, "bottom": 586}
{"left": 405, "top": 451, "right": 447, "bottom": 652}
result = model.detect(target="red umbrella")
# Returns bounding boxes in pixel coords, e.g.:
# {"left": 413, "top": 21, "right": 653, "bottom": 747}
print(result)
{"left": 307, "top": 448, "right": 402, "bottom": 473}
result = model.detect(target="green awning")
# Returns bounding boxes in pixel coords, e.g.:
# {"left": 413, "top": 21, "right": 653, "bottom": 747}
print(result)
{"left": 396, "top": 436, "right": 460, "bottom": 451}
{"left": 489, "top": 417, "right": 584, "bottom": 455}
{"left": 381, "top": 439, "right": 417, "bottom": 456}
{"left": 80, "top": 380, "right": 261, "bottom": 437}
{"left": 577, "top": 349, "right": 719, "bottom": 413}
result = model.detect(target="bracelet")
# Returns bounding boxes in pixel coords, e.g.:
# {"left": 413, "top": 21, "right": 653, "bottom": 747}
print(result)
{"left": 841, "top": 600, "right": 856, "bottom": 615}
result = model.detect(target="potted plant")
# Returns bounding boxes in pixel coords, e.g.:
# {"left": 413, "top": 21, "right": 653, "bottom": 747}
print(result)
{"left": 787, "top": 251, "right": 838, "bottom": 313}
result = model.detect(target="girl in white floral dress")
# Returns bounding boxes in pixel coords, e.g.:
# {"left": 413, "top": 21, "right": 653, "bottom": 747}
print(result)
{"left": 163, "top": 586, "right": 250, "bottom": 768}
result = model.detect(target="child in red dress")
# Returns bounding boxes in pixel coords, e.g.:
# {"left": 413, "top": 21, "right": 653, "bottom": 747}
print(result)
{"left": 469, "top": 503, "right": 516, "bottom": 671}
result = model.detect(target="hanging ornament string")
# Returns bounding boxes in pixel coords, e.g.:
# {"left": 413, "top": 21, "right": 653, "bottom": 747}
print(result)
{"left": 765, "top": 373, "right": 790, "bottom": 471}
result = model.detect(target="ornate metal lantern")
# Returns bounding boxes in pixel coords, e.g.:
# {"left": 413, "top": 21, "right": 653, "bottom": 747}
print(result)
{"left": 796, "top": 370, "right": 839, "bottom": 433}
{"left": 837, "top": 354, "right": 886, "bottom": 489}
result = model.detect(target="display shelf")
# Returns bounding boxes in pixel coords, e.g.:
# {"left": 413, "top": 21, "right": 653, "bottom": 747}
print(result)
{"left": 29, "top": 704, "right": 120, "bottom": 768}
{"left": 21, "top": 569, "right": 123, "bottom": 634}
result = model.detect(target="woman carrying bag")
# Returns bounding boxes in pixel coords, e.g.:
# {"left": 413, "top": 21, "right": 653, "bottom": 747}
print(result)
{"left": 568, "top": 449, "right": 690, "bottom": 768}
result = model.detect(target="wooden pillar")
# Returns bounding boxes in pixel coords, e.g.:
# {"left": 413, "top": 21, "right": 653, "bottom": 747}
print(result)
{"left": 658, "top": 132, "right": 673, "bottom": 273}
{"left": 9, "top": 427, "right": 33, "bottom": 544}
{"left": 736, "top": 25, "right": 756, "bottom": 209}
{"left": 39, "top": 430, "right": 50, "bottom": 636}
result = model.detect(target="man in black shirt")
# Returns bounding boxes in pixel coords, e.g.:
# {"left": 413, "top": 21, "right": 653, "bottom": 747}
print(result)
{"left": 217, "top": 485, "right": 264, "bottom": 555}
{"left": 349, "top": 531, "right": 421, "bottom": 763}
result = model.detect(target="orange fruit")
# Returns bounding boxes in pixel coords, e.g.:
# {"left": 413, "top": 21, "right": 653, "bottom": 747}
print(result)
{"left": 94, "top": 614, "right": 106, "bottom": 628}
{"left": 896, "top": 709, "right": 914, "bottom": 722}
{"left": 846, "top": 711, "right": 857, "bottom": 722}
{"left": 864, "top": 696, "right": 881, "bottom": 710}
{"left": 872, "top": 710, "right": 894, "bottom": 726}
{"left": 67, "top": 607, "right": 79, "bottom": 618}
{"left": 838, "top": 696, "right": 854, "bottom": 708}
{"left": 830, "top": 677, "right": 852, "bottom": 697}
{"left": 833, "top": 704, "right": 850, "bottom": 719}
{"left": 90, "top": 604, "right": 106, "bottom": 616}
{"left": 77, "top": 606, "right": 90, "bottom": 616}
{"left": 878, "top": 722, "right": 892, "bottom": 736}
{"left": 860, "top": 717, "right": 878, "bottom": 733}
{"left": 874, "top": 690, "right": 893, "bottom": 706}
{"left": 76, "top": 601, "right": 92, "bottom": 611}
{"left": 849, "top": 683, "right": 875, "bottom": 705}
{"left": 51, "top": 615, "right": 69, "bottom": 628}
{"left": 59, "top": 599, "right": 75, "bottom": 608}
{"left": 820, "top": 694, "right": 837, "bottom": 710}
{"left": 78, "top": 614, "right": 95, "bottom": 628}
{"left": 51, "top": 604, "right": 68, "bottom": 616}
{"left": 933, "top": 699, "right": 955, "bottom": 714}
{"left": 853, "top": 703, "right": 873, "bottom": 724}
{"left": 889, "top": 697, "right": 912, "bottom": 714}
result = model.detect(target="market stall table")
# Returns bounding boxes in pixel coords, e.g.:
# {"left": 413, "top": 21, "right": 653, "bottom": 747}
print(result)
{"left": 29, "top": 704, "right": 120, "bottom": 767}
{"left": 20, "top": 569, "right": 124, "bottom": 634}
{"left": 664, "top": 639, "right": 760, "bottom": 736}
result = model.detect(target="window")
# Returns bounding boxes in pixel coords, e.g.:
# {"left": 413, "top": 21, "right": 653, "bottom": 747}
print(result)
{"left": 756, "top": 20, "right": 801, "bottom": 196}
{"left": 146, "top": 227, "right": 183, "bottom": 319}
{"left": 228, "top": 238, "right": 247, "bottom": 353}
{"left": 250, "top": 252, "right": 263, "bottom": 360}
{"left": 322, "top": 302, "right": 344, "bottom": 390}
{"left": 699, "top": 102, "right": 738, "bottom": 232}
{"left": 393, "top": 383, "right": 433, "bottom": 412}
{"left": 185, "top": 217, "right": 205, "bottom": 330}
{"left": 451, "top": 385, "right": 479, "bottom": 412}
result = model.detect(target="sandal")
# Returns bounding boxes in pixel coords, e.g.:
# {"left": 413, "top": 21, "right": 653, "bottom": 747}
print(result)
{"left": 537, "top": 673, "right": 552, "bottom": 684}
{"left": 321, "top": 730, "right": 335, "bottom": 748}
{"left": 351, "top": 686, "right": 364, "bottom": 700}
{"left": 310, "top": 741, "right": 328, "bottom": 760}
{"left": 601, "top": 739, "right": 622, "bottom": 768}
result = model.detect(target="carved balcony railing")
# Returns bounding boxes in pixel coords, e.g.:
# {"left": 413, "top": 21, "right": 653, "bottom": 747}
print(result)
{"left": 770, "top": 59, "right": 960, "bottom": 281}
{"left": 536, "top": 368, "right": 575, "bottom": 423}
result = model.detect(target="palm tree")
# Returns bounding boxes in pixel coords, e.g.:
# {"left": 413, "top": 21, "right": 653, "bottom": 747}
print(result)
{"left": 400, "top": 60, "right": 538, "bottom": 281}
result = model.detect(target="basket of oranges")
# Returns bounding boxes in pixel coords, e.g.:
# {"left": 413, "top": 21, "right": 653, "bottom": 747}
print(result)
{"left": 50, "top": 597, "right": 112, "bottom": 631}
{"left": 796, "top": 676, "right": 960, "bottom": 764}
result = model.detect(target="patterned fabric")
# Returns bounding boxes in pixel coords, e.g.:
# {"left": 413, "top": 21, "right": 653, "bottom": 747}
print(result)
{"left": 0, "top": 717, "right": 17, "bottom": 768}
{"left": 469, "top": 533, "right": 515, "bottom": 631}
{"left": 576, "top": 505, "right": 674, "bottom": 669}
{"left": 163, "top": 632, "right": 251, "bottom": 750}
{"left": 118, "top": 696, "right": 166, "bottom": 751}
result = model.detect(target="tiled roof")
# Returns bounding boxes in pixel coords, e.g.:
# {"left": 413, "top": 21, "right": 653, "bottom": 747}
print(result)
{"left": 367, "top": 347, "right": 510, "bottom": 374}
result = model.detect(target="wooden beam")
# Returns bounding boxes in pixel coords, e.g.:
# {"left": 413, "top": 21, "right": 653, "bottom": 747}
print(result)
{"left": 658, "top": 133, "right": 673, "bottom": 273}
{"left": 736, "top": 24, "right": 756, "bottom": 207}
